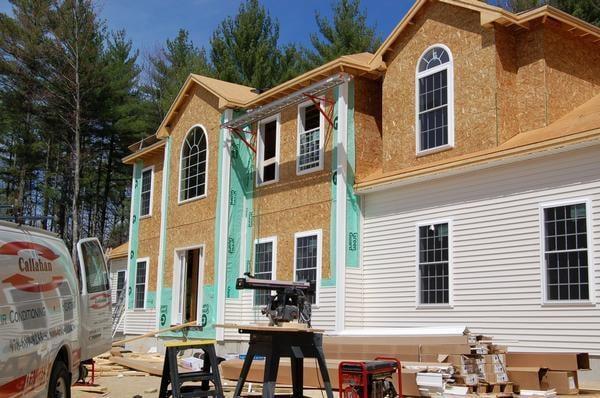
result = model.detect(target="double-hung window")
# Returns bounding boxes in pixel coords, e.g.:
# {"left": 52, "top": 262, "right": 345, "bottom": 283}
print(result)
{"left": 257, "top": 116, "right": 280, "bottom": 186}
{"left": 297, "top": 103, "right": 323, "bottom": 174}
{"left": 418, "top": 222, "right": 450, "bottom": 305}
{"left": 416, "top": 45, "right": 454, "bottom": 154}
{"left": 253, "top": 237, "right": 277, "bottom": 306}
{"left": 134, "top": 259, "right": 148, "bottom": 309}
{"left": 543, "top": 202, "right": 590, "bottom": 302}
{"left": 140, "top": 166, "right": 153, "bottom": 217}
{"left": 294, "top": 230, "right": 322, "bottom": 304}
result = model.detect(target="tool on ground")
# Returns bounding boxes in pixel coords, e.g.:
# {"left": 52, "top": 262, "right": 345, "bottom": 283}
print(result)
{"left": 232, "top": 326, "right": 334, "bottom": 398}
{"left": 158, "top": 337, "right": 224, "bottom": 398}
{"left": 339, "top": 357, "right": 402, "bottom": 398}
{"left": 236, "top": 273, "right": 315, "bottom": 327}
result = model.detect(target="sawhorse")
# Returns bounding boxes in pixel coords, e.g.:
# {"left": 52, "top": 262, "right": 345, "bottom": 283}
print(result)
{"left": 232, "top": 327, "right": 334, "bottom": 398}
{"left": 159, "top": 339, "right": 224, "bottom": 398}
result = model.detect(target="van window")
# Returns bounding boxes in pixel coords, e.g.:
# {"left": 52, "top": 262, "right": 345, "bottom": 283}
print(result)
{"left": 80, "top": 240, "right": 110, "bottom": 293}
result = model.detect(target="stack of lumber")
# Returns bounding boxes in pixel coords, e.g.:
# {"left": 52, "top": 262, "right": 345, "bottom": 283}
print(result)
{"left": 443, "top": 333, "right": 512, "bottom": 396}
{"left": 83, "top": 351, "right": 149, "bottom": 378}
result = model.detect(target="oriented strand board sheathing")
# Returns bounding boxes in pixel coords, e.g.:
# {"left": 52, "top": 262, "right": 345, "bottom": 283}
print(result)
{"left": 137, "top": 236, "right": 160, "bottom": 292}
{"left": 354, "top": 77, "right": 383, "bottom": 182}
{"left": 138, "top": 151, "right": 164, "bottom": 239}
{"left": 252, "top": 92, "right": 335, "bottom": 281}
{"left": 515, "top": 26, "right": 547, "bottom": 133}
{"left": 381, "top": 2, "right": 498, "bottom": 173}
{"left": 543, "top": 24, "right": 600, "bottom": 124}
{"left": 163, "top": 84, "right": 222, "bottom": 287}
{"left": 494, "top": 24, "right": 520, "bottom": 144}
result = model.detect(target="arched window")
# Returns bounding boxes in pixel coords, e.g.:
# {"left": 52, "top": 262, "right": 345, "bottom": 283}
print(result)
{"left": 179, "top": 126, "right": 208, "bottom": 202}
{"left": 416, "top": 45, "right": 454, "bottom": 153}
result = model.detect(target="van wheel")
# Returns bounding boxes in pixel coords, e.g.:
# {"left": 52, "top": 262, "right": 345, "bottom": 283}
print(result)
{"left": 48, "top": 360, "right": 71, "bottom": 398}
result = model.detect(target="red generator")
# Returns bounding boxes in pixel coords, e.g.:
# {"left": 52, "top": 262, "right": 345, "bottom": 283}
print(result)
{"left": 338, "top": 357, "right": 402, "bottom": 398}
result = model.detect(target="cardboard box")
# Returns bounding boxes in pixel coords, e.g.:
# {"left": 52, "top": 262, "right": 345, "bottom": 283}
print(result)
{"left": 454, "top": 373, "right": 479, "bottom": 386}
{"left": 546, "top": 371, "right": 578, "bottom": 395}
{"left": 507, "top": 367, "right": 549, "bottom": 390}
{"left": 506, "top": 352, "right": 590, "bottom": 371}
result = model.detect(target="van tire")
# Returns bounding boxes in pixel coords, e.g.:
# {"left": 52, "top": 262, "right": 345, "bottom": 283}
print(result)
{"left": 48, "top": 360, "right": 71, "bottom": 398}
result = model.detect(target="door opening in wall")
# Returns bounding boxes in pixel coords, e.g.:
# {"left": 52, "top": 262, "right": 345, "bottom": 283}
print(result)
{"left": 173, "top": 246, "right": 204, "bottom": 324}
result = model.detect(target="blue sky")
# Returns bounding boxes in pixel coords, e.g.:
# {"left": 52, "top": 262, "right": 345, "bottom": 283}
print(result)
{"left": 1, "top": 0, "right": 415, "bottom": 57}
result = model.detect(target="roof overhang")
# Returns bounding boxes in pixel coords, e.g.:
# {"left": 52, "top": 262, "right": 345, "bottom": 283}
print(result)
{"left": 369, "top": 0, "right": 600, "bottom": 66}
{"left": 122, "top": 139, "right": 166, "bottom": 165}
{"left": 246, "top": 53, "right": 384, "bottom": 109}
{"left": 222, "top": 73, "right": 351, "bottom": 130}
{"left": 355, "top": 129, "right": 600, "bottom": 194}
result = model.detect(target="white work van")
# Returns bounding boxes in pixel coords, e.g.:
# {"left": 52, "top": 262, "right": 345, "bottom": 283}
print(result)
{"left": 0, "top": 221, "right": 112, "bottom": 397}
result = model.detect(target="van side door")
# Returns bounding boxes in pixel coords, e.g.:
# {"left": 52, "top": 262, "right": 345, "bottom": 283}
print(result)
{"left": 76, "top": 238, "right": 112, "bottom": 361}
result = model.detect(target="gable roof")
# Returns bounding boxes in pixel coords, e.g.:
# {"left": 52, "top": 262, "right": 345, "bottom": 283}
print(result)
{"left": 156, "top": 74, "right": 257, "bottom": 139}
{"left": 356, "top": 93, "right": 600, "bottom": 192}
{"left": 246, "top": 52, "right": 384, "bottom": 108}
{"left": 369, "top": 0, "right": 600, "bottom": 66}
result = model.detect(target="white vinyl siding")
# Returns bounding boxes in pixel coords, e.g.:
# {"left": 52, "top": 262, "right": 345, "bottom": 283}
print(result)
{"left": 124, "top": 309, "right": 156, "bottom": 335}
{"left": 359, "top": 145, "right": 600, "bottom": 354}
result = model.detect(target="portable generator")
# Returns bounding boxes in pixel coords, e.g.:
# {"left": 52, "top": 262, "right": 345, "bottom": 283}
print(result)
{"left": 338, "top": 357, "right": 402, "bottom": 398}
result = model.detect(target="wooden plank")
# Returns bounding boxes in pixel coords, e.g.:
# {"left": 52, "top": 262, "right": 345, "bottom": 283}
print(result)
{"left": 112, "top": 320, "right": 198, "bottom": 346}
{"left": 217, "top": 323, "right": 325, "bottom": 333}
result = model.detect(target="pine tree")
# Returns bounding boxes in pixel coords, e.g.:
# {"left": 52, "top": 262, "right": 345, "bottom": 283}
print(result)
{"left": 308, "top": 0, "right": 382, "bottom": 67}
{"left": 43, "top": 0, "right": 105, "bottom": 256}
{"left": 146, "top": 29, "right": 212, "bottom": 123}
{"left": 210, "top": 0, "right": 291, "bottom": 89}
{"left": 0, "top": 0, "right": 51, "bottom": 214}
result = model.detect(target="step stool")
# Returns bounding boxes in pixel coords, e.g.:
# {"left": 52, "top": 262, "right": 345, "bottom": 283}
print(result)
{"left": 158, "top": 339, "right": 224, "bottom": 398}
{"left": 339, "top": 357, "right": 402, "bottom": 398}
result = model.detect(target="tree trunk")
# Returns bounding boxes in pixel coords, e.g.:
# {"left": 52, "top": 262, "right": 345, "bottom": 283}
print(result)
{"left": 71, "top": 3, "right": 81, "bottom": 262}
{"left": 99, "top": 134, "right": 115, "bottom": 245}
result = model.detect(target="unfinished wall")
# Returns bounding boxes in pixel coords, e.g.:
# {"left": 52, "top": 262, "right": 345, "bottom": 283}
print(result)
{"left": 138, "top": 151, "right": 164, "bottom": 293}
{"left": 252, "top": 94, "right": 335, "bottom": 281}
{"left": 381, "top": 2, "right": 497, "bottom": 173}
{"left": 514, "top": 26, "right": 547, "bottom": 134}
{"left": 543, "top": 24, "right": 600, "bottom": 124}
{"left": 494, "top": 24, "right": 519, "bottom": 144}
{"left": 164, "top": 84, "right": 222, "bottom": 286}
{"left": 354, "top": 77, "right": 382, "bottom": 182}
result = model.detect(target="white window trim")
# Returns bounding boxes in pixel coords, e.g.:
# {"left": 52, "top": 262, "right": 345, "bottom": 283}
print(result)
{"left": 296, "top": 100, "right": 325, "bottom": 175}
{"left": 134, "top": 257, "right": 150, "bottom": 310}
{"left": 414, "top": 44, "right": 455, "bottom": 156}
{"left": 415, "top": 219, "right": 453, "bottom": 309}
{"left": 171, "top": 244, "right": 206, "bottom": 325}
{"left": 139, "top": 165, "right": 155, "bottom": 219}
{"left": 178, "top": 124, "right": 209, "bottom": 205}
{"left": 539, "top": 198, "right": 595, "bottom": 307}
{"left": 252, "top": 236, "right": 278, "bottom": 307}
{"left": 293, "top": 229, "right": 323, "bottom": 307}
{"left": 256, "top": 114, "right": 281, "bottom": 187}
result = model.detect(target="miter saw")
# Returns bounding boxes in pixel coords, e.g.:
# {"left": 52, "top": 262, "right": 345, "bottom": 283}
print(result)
{"left": 236, "top": 273, "right": 316, "bottom": 327}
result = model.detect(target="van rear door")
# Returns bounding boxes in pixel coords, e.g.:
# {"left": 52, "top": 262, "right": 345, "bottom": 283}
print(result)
{"left": 76, "top": 238, "right": 112, "bottom": 361}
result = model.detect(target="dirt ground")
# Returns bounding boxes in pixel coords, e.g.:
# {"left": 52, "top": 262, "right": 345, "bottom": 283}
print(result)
{"left": 72, "top": 375, "right": 336, "bottom": 398}
{"left": 72, "top": 375, "right": 600, "bottom": 398}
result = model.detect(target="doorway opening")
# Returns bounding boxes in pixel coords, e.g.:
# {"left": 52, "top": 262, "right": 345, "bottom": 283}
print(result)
{"left": 173, "top": 246, "right": 204, "bottom": 325}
